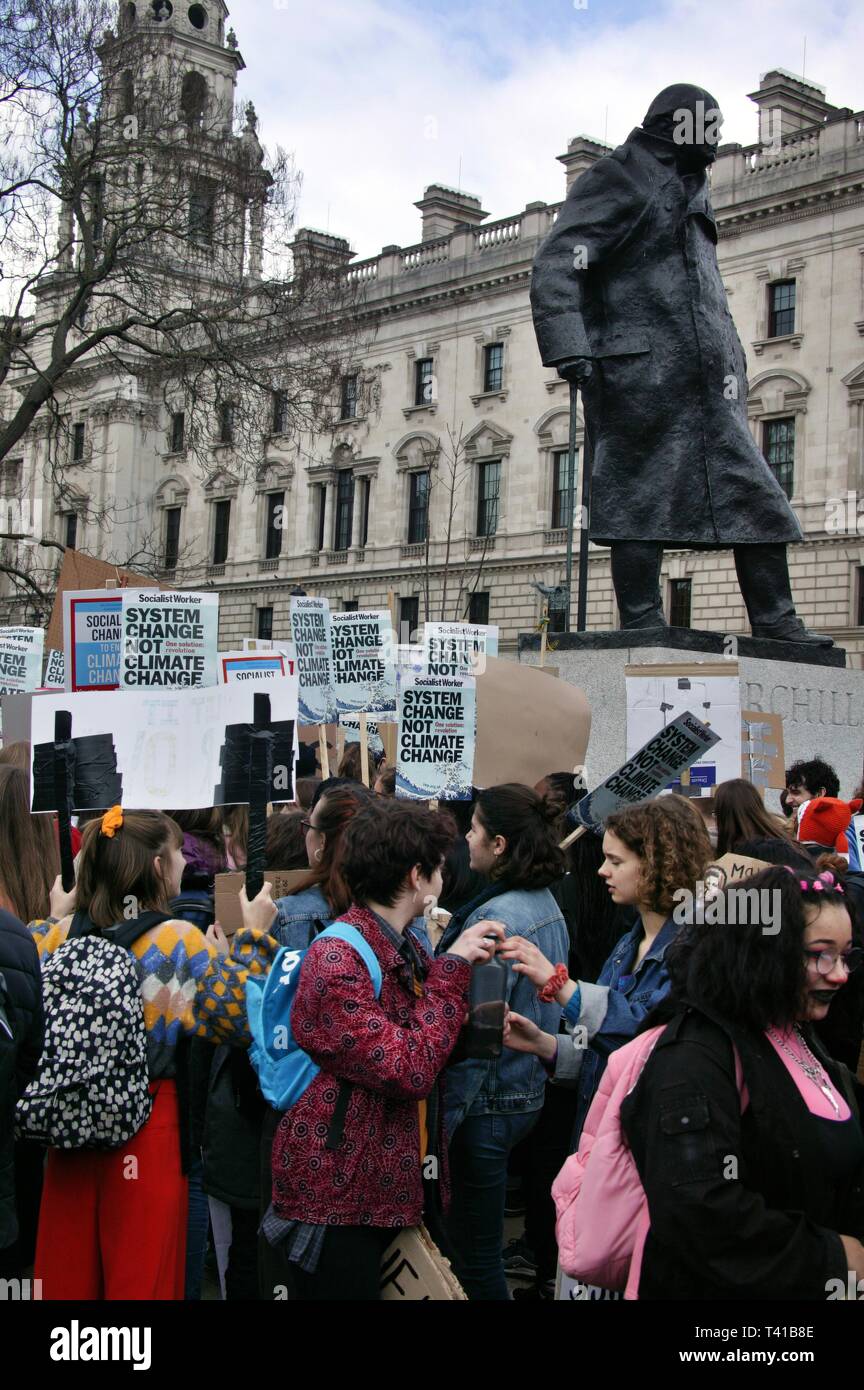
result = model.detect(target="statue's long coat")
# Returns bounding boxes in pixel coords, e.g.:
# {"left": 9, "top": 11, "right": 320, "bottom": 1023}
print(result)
{"left": 530, "top": 129, "right": 801, "bottom": 547}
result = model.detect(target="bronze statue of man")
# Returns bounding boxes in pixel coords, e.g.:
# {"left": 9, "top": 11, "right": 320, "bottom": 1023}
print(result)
{"left": 531, "top": 82, "right": 829, "bottom": 646}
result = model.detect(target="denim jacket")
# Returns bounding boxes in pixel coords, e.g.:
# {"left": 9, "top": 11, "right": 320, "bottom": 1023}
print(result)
{"left": 441, "top": 886, "right": 569, "bottom": 1132}
{"left": 554, "top": 915, "right": 680, "bottom": 1145}
{"left": 273, "top": 885, "right": 331, "bottom": 949}
{"left": 274, "top": 883, "right": 430, "bottom": 956}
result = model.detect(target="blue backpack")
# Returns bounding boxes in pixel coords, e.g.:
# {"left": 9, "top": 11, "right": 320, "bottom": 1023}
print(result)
{"left": 246, "top": 923, "right": 382, "bottom": 1113}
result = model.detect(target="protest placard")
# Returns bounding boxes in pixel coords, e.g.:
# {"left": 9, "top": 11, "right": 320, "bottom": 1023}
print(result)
{"left": 380, "top": 1226, "right": 466, "bottom": 1301}
{"left": 341, "top": 715, "right": 385, "bottom": 757}
{"left": 331, "top": 609, "right": 397, "bottom": 717}
{"left": 45, "top": 549, "right": 161, "bottom": 653}
{"left": 625, "top": 664, "right": 739, "bottom": 796}
{"left": 120, "top": 590, "right": 219, "bottom": 688}
{"left": 219, "top": 651, "right": 287, "bottom": 683}
{"left": 703, "top": 852, "right": 772, "bottom": 893}
{"left": 569, "top": 711, "right": 720, "bottom": 834}
{"left": 41, "top": 649, "right": 66, "bottom": 690}
{"left": 215, "top": 869, "right": 310, "bottom": 936}
{"left": 28, "top": 675, "right": 298, "bottom": 812}
{"left": 0, "top": 627, "right": 44, "bottom": 694}
{"left": 424, "top": 622, "right": 499, "bottom": 677}
{"left": 474, "top": 655, "right": 590, "bottom": 790}
{"left": 290, "top": 595, "right": 336, "bottom": 724}
{"left": 63, "top": 589, "right": 123, "bottom": 690}
{"left": 741, "top": 710, "right": 786, "bottom": 790}
{"left": 397, "top": 674, "right": 476, "bottom": 800}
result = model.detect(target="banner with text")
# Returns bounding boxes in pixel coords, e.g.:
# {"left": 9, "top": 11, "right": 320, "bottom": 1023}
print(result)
{"left": 290, "top": 595, "right": 336, "bottom": 724}
{"left": 120, "top": 590, "right": 219, "bottom": 689}
{"left": 29, "top": 676, "right": 298, "bottom": 812}
{"left": 423, "top": 622, "right": 499, "bottom": 677}
{"left": 219, "top": 651, "right": 287, "bottom": 683}
{"left": 397, "top": 674, "right": 476, "bottom": 800}
{"left": 63, "top": 589, "right": 123, "bottom": 691}
{"left": 0, "top": 627, "right": 44, "bottom": 695}
{"left": 572, "top": 711, "right": 720, "bottom": 832}
{"left": 41, "top": 649, "right": 66, "bottom": 690}
{"left": 331, "top": 609, "right": 397, "bottom": 717}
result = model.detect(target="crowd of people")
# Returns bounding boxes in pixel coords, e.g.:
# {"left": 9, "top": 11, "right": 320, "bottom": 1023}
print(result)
{"left": 1, "top": 745, "right": 863, "bottom": 1301}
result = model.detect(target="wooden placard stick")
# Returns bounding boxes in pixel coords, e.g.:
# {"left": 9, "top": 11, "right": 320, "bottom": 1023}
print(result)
{"left": 359, "top": 711, "right": 370, "bottom": 787}
{"left": 429, "top": 799, "right": 439, "bottom": 813}
{"left": 318, "top": 725, "right": 330, "bottom": 779}
{"left": 559, "top": 823, "right": 587, "bottom": 851}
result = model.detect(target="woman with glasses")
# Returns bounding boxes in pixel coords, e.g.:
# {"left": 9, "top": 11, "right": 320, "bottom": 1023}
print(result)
{"left": 272, "top": 782, "right": 373, "bottom": 948}
{"left": 618, "top": 866, "right": 864, "bottom": 1299}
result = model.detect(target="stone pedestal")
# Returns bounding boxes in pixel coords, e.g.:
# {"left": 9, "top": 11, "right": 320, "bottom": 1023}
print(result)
{"left": 518, "top": 630, "right": 864, "bottom": 807}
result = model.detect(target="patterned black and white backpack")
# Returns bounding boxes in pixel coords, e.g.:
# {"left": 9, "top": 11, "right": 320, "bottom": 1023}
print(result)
{"left": 17, "top": 910, "right": 170, "bottom": 1150}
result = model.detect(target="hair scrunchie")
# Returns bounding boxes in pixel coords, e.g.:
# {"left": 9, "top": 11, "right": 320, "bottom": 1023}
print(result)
{"left": 100, "top": 805, "right": 124, "bottom": 838}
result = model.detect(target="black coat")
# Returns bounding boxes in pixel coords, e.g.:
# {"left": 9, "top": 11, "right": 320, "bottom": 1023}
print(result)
{"left": 0, "top": 911, "right": 44, "bottom": 1249}
{"left": 530, "top": 129, "right": 802, "bottom": 548}
{"left": 621, "top": 1004, "right": 864, "bottom": 1299}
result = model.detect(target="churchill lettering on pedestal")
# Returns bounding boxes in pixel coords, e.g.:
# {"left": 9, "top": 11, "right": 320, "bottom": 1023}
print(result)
{"left": 531, "top": 83, "right": 831, "bottom": 647}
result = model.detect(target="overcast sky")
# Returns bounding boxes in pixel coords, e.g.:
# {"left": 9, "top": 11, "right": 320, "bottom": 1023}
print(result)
{"left": 226, "top": 0, "right": 861, "bottom": 261}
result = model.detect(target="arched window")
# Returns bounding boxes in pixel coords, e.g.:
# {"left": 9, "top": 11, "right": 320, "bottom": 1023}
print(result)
{"left": 181, "top": 70, "right": 207, "bottom": 126}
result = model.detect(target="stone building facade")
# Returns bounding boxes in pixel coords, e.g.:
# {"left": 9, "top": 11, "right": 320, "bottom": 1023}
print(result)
{"left": 4, "top": 16, "right": 864, "bottom": 663}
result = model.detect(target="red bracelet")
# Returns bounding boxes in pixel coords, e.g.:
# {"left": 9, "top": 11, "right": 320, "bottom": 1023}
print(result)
{"left": 538, "top": 964, "right": 569, "bottom": 1003}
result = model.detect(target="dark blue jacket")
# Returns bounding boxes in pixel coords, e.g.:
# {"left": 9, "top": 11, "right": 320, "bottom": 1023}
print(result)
{"left": 0, "top": 910, "right": 44, "bottom": 1249}
{"left": 553, "top": 915, "right": 679, "bottom": 1145}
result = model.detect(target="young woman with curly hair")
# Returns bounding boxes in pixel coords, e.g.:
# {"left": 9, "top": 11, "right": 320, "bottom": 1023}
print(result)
{"left": 501, "top": 794, "right": 712, "bottom": 1151}
{"left": 435, "top": 782, "right": 570, "bottom": 1300}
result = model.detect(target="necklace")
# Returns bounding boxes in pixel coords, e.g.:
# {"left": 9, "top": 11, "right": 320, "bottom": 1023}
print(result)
{"left": 767, "top": 1026, "right": 841, "bottom": 1117}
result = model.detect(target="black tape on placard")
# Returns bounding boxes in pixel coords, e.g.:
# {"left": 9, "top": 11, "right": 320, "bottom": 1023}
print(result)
{"left": 52, "top": 711, "right": 76, "bottom": 891}
{"left": 33, "top": 732, "right": 123, "bottom": 813}
{"left": 213, "top": 719, "right": 294, "bottom": 807}
{"left": 246, "top": 693, "right": 274, "bottom": 902}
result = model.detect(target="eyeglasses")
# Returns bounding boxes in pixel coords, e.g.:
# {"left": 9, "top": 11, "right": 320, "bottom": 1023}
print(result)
{"left": 803, "top": 948, "right": 864, "bottom": 977}
{"left": 300, "top": 818, "right": 318, "bottom": 834}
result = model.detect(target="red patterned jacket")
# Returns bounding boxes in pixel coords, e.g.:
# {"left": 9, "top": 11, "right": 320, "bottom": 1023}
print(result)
{"left": 271, "top": 906, "right": 471, "bottom": 1227}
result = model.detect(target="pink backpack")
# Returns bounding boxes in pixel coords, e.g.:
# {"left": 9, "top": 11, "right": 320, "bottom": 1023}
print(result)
{"left": 553, "top": 1024, "right": 746, "bottom": 1298}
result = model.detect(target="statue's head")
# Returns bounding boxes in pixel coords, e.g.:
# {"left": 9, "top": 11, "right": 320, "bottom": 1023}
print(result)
{"left": 641, "top": 83, "right": 723, "bottom": 171}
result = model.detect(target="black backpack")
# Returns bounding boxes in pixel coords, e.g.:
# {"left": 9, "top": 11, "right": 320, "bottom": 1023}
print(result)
{"left": 16, "top": 911, "right": 170, "bottom": 1150}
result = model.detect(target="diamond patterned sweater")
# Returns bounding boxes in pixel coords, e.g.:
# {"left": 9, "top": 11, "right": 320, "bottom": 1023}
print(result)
{"left": 29, "top": 918, "right": 278, "bottom": 1079}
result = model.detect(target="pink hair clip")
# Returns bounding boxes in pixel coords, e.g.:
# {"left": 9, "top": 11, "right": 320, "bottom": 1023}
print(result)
{"left": 809, "top": 879, "right": 824, "bottom": 891}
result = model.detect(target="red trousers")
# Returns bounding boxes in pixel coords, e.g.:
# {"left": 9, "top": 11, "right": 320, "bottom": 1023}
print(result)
{"left": 35, "top": 1080, "right": 188, "bottom": 1300}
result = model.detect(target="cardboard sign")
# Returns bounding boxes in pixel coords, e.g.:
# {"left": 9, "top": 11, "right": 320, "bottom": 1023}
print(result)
{"left": 0, "top": 627, "right": 44, "bottom": 694}
{"left": 290, "top": 595, "right": 336, "bottom": 724}
{"left": 331, "top": 609, "right": 397, "bottom": 717}
{"left": 41, "top": 648, "right": 65, "bottom": 690}
{"left": 28, "top": 676, "right": 298, "bottom": 812}
{"left": 741, "top": 709, "right": 786, "bottom": 790}
{"left": 63, "top": 589, "right": 123, "bottom": 690}
{"left": 704, "top": 852, "right": 772, "bottom": 892}
{"left": 474, "top": 655, "right": 590, "bottom": 790}
{"left": 214, "top": 868, "right": 309, "bottom": 935}
{"left": 380, "top": 1225, "right": 466, "bottom": 1301}
{"left": 625, "top": 665, "right": 740, "bottom": 798}
{"left": 45, "top": 549, "right": 161, "bottom": 654}
{"left": 219, "top": 651, "right": 287, "bottom": 683}
{"left": 397, "top": 675, "right": 476, "bottom": 801}
{"left": 573, "top": 711, "right": 721, "bottom": 832}
{"left": 423, "top": 622, "right": 499, "bottom": 677}
{"left": 120, "top": 590, "right": 219, "bottom": 688}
